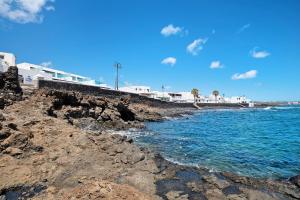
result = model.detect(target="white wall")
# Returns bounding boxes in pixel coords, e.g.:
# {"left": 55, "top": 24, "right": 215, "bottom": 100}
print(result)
{"left": 119, "top": 86, "right": 151, "bottom": 94}
{"left": 0, "top": 52, "right": 16, "bottom": 72}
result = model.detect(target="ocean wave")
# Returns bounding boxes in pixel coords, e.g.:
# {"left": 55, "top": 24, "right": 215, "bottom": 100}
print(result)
{"left": 273, "top": 106, "right": 299, "bottom": 110}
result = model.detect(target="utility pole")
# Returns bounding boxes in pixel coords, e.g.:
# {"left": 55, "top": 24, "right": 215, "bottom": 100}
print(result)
{"left": 114, "top": 62, "right": 121, "bottom": 90}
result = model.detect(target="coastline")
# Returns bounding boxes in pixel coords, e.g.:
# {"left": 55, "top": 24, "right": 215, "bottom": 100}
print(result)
{"left": 0, "top": 84, "right": 299, "bottom": 199}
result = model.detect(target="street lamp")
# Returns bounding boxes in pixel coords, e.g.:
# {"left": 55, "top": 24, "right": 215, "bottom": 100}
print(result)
{"left": 114, "top": 62, "right": 121, "bottom": 90}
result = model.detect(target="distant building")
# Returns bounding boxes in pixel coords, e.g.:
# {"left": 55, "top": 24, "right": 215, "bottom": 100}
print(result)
{"left": 119, "top": 85, "right": 155, "bottom": 98}
{"left": 225, "top": 96, "right": 250, "bottom": 104}
{"left": 167, "top": 92, "right": 194, "bottom": 103}
{"left": 0, "top": 52, "right": 16, "bottom": 72}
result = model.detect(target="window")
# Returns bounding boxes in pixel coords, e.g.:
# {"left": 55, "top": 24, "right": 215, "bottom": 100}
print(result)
{"left": 57, "top": 73, "right": 66, "bottom": 78}
{"left": 42, "top": 70, "right": 55, "bottom": 77}
{"left": 77, "top": 77, "right": 84, "bottom": 82}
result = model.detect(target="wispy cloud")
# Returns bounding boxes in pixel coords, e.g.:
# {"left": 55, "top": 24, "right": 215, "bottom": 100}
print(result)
{"left": 45, "top": 5, "right": 55, "bottom": 11}
{"left": 250, "top": 47, "right": 270, "bottom": 59}
{"left": 232, "top": 70, "right": 257, "bottom": 80}
{"left": 161, "top": 57, "right": 176, "bottom": 66}
{"left": 237, "top": 23, "right": 250, "bottom": 34}
{"left": 210, "top": 60, "right": 223, "bottom": 69}
{"left": 0, "top": 0, "right": 55, "bottom": 24}
{"left": 40, "top": 61, "right": 52, "bottom": 68}
{"left": 161, "top": 24, "right": 187, "bottom": 37}
{"left": 187, "top": 38, "right": 208, "bottom": 55}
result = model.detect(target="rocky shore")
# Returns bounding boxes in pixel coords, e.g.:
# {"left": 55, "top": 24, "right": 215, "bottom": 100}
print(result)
{"left": 0, "top": 67, "right": 299, "bottom": 200}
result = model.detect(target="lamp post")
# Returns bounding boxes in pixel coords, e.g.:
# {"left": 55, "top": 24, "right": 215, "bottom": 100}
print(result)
{"left": 114, "top": 62, "right": 121, "bottom": 90}
{"left": 162, "top": 85, "right": 165, "bottom": 99}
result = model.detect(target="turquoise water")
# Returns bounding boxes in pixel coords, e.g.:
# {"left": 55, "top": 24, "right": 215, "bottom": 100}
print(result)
{"left": 134, "top": 106, "right": 300, "bottom": 179}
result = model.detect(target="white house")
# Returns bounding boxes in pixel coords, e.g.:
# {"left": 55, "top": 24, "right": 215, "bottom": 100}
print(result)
{"left": 152, "top": 91, "right": 171, "bottom": 101}
{"left": 17, "top": 62, "right": 102, "bottom": 87}
{"left": 196, "top": 94, "right": 225, "bottom": 103}
{"left": 119, "top": 85, "right": 155, "bottom": 97}
{"left": 226, "top": 96, "right": 250, "bottom": 104}
{"left": 0, "top": 52, "right": 16, "bottom": 72}
{"left": 167, "top": 92, "right": 195, "bottom": 103}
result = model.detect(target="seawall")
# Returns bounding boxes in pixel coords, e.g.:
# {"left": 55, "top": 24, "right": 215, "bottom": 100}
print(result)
{"left": 37, "top": 79, "right": 195, "bottom": 109}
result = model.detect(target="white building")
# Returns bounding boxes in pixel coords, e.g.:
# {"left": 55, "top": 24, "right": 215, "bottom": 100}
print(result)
{"left": 17, "top": 62, "right": 102, "bottom": 86}
{"left": 168, "top": 92, "right": 195, "bottom": 103}
{"left": 119, "top": 85, "right": 155, "bottom": 97}
{"left": 0, "top": 52, "right": 16, "bottom": 72}
{"left": 226, "top": 96, "right": 250, "bottom": 104}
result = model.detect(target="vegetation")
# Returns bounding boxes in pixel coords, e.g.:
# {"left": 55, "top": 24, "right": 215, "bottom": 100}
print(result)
{"left": 191, "top": 88, "right": 199, "bottom": 103}
{"left": 212, "top": 90, "right": 219, "bottom": 102}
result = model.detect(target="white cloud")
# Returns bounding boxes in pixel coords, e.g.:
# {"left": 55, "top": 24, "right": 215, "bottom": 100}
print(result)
{"left": 250, "top": 48, "right": 270, "bottom": 58}
{"left": 45, "top": 5, "right": 55, "bottom": 11}
{"left": 161, "top": 24, "right": 184, "bottom": 37}
{"left": 187, "top": 38, "right": 207, "bottom": 55}
{"left": 0, "top": 0, "right": 55, "bottom": 24}
{"left": 210, "top": 60, "right": 223, "bottom": 69}
{"left": 232, "top": 70, "right": 257, "bottom": 80}
{"left": 161, "top": 57, "right": 176, "bottom": 66}
{"left": 40, "top": 61, "right": 52, "bottom": 68}
{"left": 237, "top": 23, "right": 250, "bottom": 34}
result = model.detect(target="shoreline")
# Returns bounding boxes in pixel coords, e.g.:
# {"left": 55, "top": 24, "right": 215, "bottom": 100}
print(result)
{"left": 0, "top": 84, "right": 299, "bottom": 199}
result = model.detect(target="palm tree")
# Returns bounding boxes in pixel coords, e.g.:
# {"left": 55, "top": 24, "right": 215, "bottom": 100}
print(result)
{"left": 191, "top": 88, "right": 199, "bottom": 103}
{"left": 212, "top": 90, "right": 219, "bottom": 103}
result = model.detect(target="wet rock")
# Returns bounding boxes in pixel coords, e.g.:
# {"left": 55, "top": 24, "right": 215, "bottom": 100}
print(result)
{"left": 289, "top": 175, "right": 300, "bottom": 187}
{"left": 0, "top": 184, "right": 47, "bottom": 200}
{"left": 222, "top": 185, "right": 242, "bottom": 196}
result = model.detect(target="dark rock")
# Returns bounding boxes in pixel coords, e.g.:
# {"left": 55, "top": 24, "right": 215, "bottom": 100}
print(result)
{"left": 0, "top": 66, "right": 23, "bottom": 109}
{"left": 7, "top": 123, "right": 18, "bottom": 130}
{"left": 116, "top": 103, "right": 135, "bottom": 121}
{"left": 2, "top": 66, "right": 22, "bottom": 94}
{"left": 289, "top": 175, "right": 300, "bottom": 187}
{"left": 222, "top": 185, "right": 242, "bottom": 196}
{"left": 0, "top": 112, "right": 5, "bottom": 121}
{"left": 32, "top": 145, "right": 44, "bottom": 152}
{"left": 0, "top": 128, "right": 11, "bottom": 140}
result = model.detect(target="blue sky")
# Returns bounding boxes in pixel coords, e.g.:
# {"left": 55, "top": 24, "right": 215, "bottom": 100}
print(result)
{"left": 1, "top": 0, "right": 300, "bottom": 101}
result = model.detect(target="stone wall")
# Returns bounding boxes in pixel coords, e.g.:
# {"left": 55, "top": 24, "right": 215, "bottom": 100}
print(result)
{"left": 37, "top": 80, "right": 195, "bottom": 108}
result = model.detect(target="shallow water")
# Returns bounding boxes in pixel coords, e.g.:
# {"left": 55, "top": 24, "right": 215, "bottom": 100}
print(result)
{"left": 134, "top": 106, "right": 300, "bottom": 179}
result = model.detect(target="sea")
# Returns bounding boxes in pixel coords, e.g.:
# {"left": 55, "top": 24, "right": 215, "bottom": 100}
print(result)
{"left": 128, "top": 106, "right": 300, "bottom": 179}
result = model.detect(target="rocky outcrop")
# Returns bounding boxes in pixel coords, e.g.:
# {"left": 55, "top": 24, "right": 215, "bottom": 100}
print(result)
{"left": 41, "top": 89, "right": 161, "bottom": 131}
{"left": 0, "top": 66, "right": 22, "bottom": 109}
{"left": 0, "top": 88, "right": 299, "bottom": 200}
